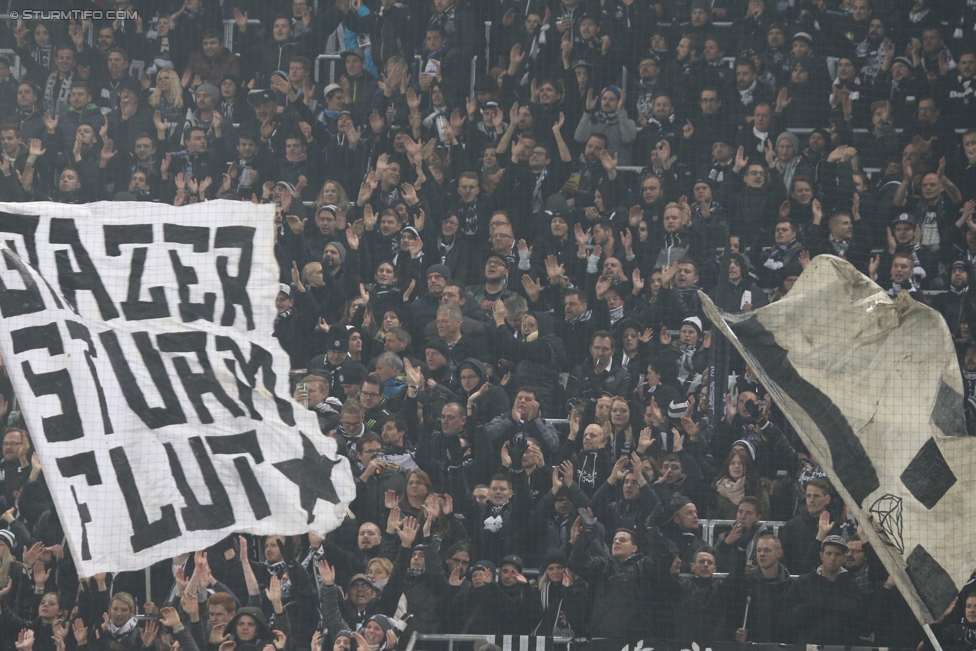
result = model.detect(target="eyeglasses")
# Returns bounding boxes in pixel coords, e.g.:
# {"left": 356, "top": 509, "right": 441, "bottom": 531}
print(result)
{"left": 359, "top": 391, "right": 380, "bottom": 399}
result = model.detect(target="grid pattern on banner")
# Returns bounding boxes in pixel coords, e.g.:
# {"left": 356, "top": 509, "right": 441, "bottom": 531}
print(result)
{"left": 1, "top": 206, "right": 969, "bottom": 651}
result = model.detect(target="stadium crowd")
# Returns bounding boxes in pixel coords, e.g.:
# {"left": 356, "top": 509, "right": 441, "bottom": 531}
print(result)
{"left": 1, "top": 0, "right": 976, "bottom": 648}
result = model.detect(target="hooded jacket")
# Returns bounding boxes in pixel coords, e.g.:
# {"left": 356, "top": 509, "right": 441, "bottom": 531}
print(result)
{"left": 454, "top": 359, "right": 510, "bottom": 419}
{"left": 227, "top": 606, "right": 275, "bottom": 648}
{"left": 724, "top": 556, "right": 795, "bottom": 642}
{"left": 556, "top": 438, "right": 613, "bottom": 499}
{"left": 708, "top": 253, "right": 771, "bottom": 314}
{"left": 386, "top": 540, "right": 450, "bottom": 635}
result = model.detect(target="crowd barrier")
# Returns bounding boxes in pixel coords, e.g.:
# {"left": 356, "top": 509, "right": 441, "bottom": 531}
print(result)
{"left": 405, "top": 632, "right": 920, "bottom": 651}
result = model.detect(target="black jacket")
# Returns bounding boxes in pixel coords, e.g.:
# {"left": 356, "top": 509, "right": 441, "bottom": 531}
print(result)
{"left": 782, "top": 568, "right": 865, "bottom": 645}
{"left": 570, "top": 526, "right": 673, "bottom": 641}
{"left": 725, "top": 562, "right": 796, "bottom": 642}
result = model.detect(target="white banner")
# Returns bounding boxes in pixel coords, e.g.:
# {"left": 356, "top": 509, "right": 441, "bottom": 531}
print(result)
{"left": 702, "top": 255, "right": 976, "bottom": 625}
{"left": 0, "top": 200, "right": 355, "bottom": 577}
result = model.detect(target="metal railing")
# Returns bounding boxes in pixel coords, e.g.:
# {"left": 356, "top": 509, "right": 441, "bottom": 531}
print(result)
{"left": 222, "top": 18, "right": 263, "bottom": 53}
{"left": 0, "top": 49, "right": 22, "bottom": 81}
{"left": 406, "top": 632, "right": 572, "bottom": 651}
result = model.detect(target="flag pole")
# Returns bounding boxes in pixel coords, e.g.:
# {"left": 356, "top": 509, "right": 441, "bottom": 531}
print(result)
{"left": 923, "top": 623, "right": 945, "bottom": 651}
{"left": 144, "top": 567, "right": 152, "bottom": 608}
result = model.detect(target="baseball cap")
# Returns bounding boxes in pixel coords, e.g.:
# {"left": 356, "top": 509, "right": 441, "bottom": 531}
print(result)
{"left": 348, "top": 573, "right": 374, "bottom": 588}
{"left": 500, "top": 555, "right": 523, "bottom": 572}
{"left": 821, "top": 534, "right": 848, "bottom": 551}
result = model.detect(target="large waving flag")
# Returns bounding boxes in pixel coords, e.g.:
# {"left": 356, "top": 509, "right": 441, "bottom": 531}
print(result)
{"left": 702, "top": 255, "right": 976, "bottom": 625}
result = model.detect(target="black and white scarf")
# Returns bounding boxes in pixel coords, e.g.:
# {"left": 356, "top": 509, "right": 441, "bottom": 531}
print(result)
{"left": 44, "top": 70, "right": 74, "bottom": 114}
{"left": 532, "top": 168, "right": 547, "bottom": 213}
{"left": 107, "top": 618, "right": 139, "bottom": 639}
{"left": 483, "top": 502, "right": 507, "bottom": 532}
{"left": 32, "top": 45, "right": 53, "bottom": 71}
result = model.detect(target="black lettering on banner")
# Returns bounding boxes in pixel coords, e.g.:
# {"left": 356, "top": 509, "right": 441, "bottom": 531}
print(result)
{"left": 56, "top": 451, "right": 102, "bottom": 561}
{"left": 214, "top": 227, "right": 255, "bottom": 330}
{"left": 11, "top": 323, "right": 83, "bottom": 442}
{"left": 215, "top": 337, "right": 295, "bottom": 426}
{"left": 104, "top": 225, "right": 170, "bottom": 321}
{"left": 164, "top": 437, "right": 235, "bottom": 531}
{"left": 164, "top": 224, "right": 215, "bottom": 323}
{"left": 206, "top": 430, "right": 271, "bottom": 519}
{"left": 0, "top": 211, "right": 40, "bottom": 266}
{"left": 49, "top": 218, "right": 120, "bottom": 321}
{"left": 99, "top": 331, "right": 187, "bottom": 429}
{"left": 109, "top": 446, "right": 181, "bottom": 552}
{"left": 65, "top": 321, "right": 114, "bottom": 435}
{"left": 0, "top": 248, "right": 45, "bottom": 317}
{"left": 156, "top": 332, "right": 245, "bottom": 423}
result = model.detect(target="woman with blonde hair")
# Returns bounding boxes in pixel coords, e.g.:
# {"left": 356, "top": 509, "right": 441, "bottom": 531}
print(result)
{"left": 366, "top": 557, "right": 394, "bottom": 593}
{"left": 148, "top": 68, "right": 185, "bottom": 140}
{"left": 316, "top": 179, "right": 352, "bottom": 209}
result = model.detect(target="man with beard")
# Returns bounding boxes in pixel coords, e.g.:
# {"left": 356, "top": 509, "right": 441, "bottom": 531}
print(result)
{"left": 637, "top": 94, "right": 680, "bottom": 167}
{"left": 730, "top": 58, "right": 775, "bottom": 125}
{"left": 933, "top": 260, "right": 972, "bottom": 336}
{"left": 853, "top": 17, "right": 888, "bottom": 83}
{"left": 575, "top": 86, "right": 637, "bottom": 166}
{"left": 0, "top": 428, "right": 27, "bottom": 505}
{"left": 629, "top": 55, "right": 665, "bottom": 132}
{"left": 377, "top": 415, "right": 417, "bottom": 471}
{"left": 564, "top": 133, "right": 617, "bottom": 209}
{"left": 466, "top": 254, "right": 516, "bottom": 312}
{"left": 321, "top": 239, "right": 362, "bottom": 323}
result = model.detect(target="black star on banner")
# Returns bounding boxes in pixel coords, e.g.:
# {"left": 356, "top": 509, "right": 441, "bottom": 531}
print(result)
{"left": 273, "top": 432, "right": 341, "bottom": 523}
